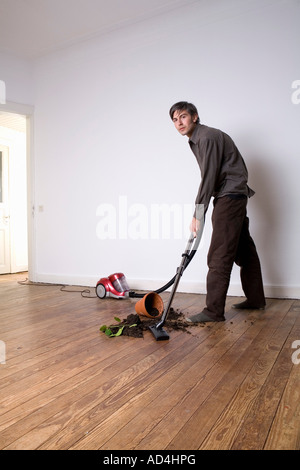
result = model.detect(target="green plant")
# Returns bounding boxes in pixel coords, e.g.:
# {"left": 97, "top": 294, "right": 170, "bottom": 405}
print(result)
{"left": 100, "top": 316, "right": 137, "bottom": 338}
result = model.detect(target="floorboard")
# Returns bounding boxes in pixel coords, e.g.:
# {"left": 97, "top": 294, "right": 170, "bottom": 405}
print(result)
{"left": 0, "top": 273, "right": 299, "bottom": 450}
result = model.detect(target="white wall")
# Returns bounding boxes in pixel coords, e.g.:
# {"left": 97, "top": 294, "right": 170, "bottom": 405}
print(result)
{"left": 31, "top": 0, "right": 300, "bottom": 298}
{"left": 0, "top": 51, "right": 34, "bottom": 105}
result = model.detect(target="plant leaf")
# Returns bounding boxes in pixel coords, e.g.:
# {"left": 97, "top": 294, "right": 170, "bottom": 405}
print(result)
{"left": 113, "top": 327, "right": 124, "bottom": 337}
{"left": 100, "top": 317, "right": 134, "bottom": 338}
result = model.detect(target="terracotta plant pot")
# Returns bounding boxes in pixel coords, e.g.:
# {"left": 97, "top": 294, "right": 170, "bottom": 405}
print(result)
{"left": 134, "top": 292, "right": 164, "bottom": 318}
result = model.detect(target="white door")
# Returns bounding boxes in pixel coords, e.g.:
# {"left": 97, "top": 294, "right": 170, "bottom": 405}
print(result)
{"left": 0, "top": 145, "right": 10, "bottom": 273}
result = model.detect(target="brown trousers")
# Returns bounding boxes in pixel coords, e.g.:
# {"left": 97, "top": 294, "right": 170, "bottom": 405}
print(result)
{"left": 203, "top": 196, "right": 265, "bottom": 320}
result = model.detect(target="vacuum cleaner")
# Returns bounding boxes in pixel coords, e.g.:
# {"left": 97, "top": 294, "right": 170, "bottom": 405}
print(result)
{"left": 96, "top": 273, "right": 130, "bottom": 299}
{"left": 96, "top": 227, "right": 203, "bottom": 301}
{"left": 96, "top": 221, "right": 204, "bottom": 341}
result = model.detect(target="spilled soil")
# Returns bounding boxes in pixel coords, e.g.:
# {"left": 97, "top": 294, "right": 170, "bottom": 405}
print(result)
{"left": 106, "top": 307, "right": 202, "bottom": 339}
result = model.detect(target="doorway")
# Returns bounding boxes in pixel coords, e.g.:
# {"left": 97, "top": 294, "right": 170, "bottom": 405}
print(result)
{"left": 0, "top": 111, "right": 28, "bottom": 274}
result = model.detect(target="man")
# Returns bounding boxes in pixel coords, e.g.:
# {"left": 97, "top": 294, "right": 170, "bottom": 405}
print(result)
{"left": 170, "top": 101, "right": 265, "bottom": 322}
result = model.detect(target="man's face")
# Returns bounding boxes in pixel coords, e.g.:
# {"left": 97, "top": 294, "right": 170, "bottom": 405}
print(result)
{"left": 172, "top": 109, "right": 198, "bottom": 138}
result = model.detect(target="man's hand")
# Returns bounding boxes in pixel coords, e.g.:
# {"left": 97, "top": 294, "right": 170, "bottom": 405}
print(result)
{"left": 190, "top": 217, "right": 201, "bottom": 238}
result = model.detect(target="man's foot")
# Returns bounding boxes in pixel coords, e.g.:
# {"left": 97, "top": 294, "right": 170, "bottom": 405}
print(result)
{"left": 186, "top": 312, "right": 225, "bottom": 323}
{"left": 232, "top": 300, "right": 265, "bottom": 310}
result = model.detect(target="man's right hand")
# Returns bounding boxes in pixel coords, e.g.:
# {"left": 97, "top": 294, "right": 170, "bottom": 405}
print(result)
{"left": 190, "top": 217, "right": 201, "bottom": 238}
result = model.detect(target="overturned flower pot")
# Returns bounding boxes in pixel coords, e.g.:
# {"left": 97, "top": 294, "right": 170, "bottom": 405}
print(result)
{"left": 134, "top": 292, "right": 164, "bottom": 318}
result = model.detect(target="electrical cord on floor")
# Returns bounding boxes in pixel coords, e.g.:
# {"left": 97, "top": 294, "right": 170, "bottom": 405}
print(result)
{"left": 17, "top": 278, "right": 97, "bottom": 298}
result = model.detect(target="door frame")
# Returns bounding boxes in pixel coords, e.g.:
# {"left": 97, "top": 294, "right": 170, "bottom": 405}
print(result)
{"left": 0, "top": 101, "right": 35, "bottom": 280}
{"left": 0, "top": 144, "right": 10, "bottom": 273}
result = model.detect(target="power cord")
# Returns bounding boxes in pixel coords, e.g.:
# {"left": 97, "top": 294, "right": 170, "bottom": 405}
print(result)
{"left": 18, "top": 278, "right": 97, "bottom": 298}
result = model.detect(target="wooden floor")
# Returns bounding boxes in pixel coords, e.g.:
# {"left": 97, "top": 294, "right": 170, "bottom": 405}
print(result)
{"left": 0, "top": 272, "right": 299, "bottom": 450}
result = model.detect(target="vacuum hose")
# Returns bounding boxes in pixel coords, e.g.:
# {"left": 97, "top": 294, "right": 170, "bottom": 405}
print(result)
{"left": 129, "top": 228, "right": 203, "bottom": 298}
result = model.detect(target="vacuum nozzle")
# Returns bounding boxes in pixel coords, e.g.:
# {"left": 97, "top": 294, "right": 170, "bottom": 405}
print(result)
{"left": 148, "top": 324, "right": 170, "bottom": 341}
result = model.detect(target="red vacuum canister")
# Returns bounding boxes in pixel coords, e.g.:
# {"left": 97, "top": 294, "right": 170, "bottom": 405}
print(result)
{"left": 96, "top": 273, "right": 130, "bottom": 299}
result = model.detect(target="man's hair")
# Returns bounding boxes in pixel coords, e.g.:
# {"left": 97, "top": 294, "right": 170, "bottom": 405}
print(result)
{"left": 169, "top": 101, "right": 200, "bottom": 124}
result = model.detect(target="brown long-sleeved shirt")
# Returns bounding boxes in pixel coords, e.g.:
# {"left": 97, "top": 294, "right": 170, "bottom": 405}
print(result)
{"left": 189, "top": 124, "right": 254, "bottom": 215}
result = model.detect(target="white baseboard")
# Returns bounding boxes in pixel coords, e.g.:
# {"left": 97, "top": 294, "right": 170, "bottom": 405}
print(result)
{"left": 32, "top": 273, "right": 98, "bottom": 288}
{"left": 32, "top": 273, "right": 300, "bottom": 300}
{"left": 128, "top": 278, "right": 300, "bottom": 299}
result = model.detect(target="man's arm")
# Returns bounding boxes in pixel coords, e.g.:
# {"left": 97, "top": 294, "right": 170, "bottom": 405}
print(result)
{"left": 190, "top": 138, "right": 222, "bottom": 236}
{"left": 194, "top": 138, "right": 223, "bottom": 213}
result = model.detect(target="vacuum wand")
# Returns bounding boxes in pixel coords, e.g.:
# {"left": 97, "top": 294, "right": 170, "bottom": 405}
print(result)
{"left": 149, "top": 230, "right": 202, "bottom": 341}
